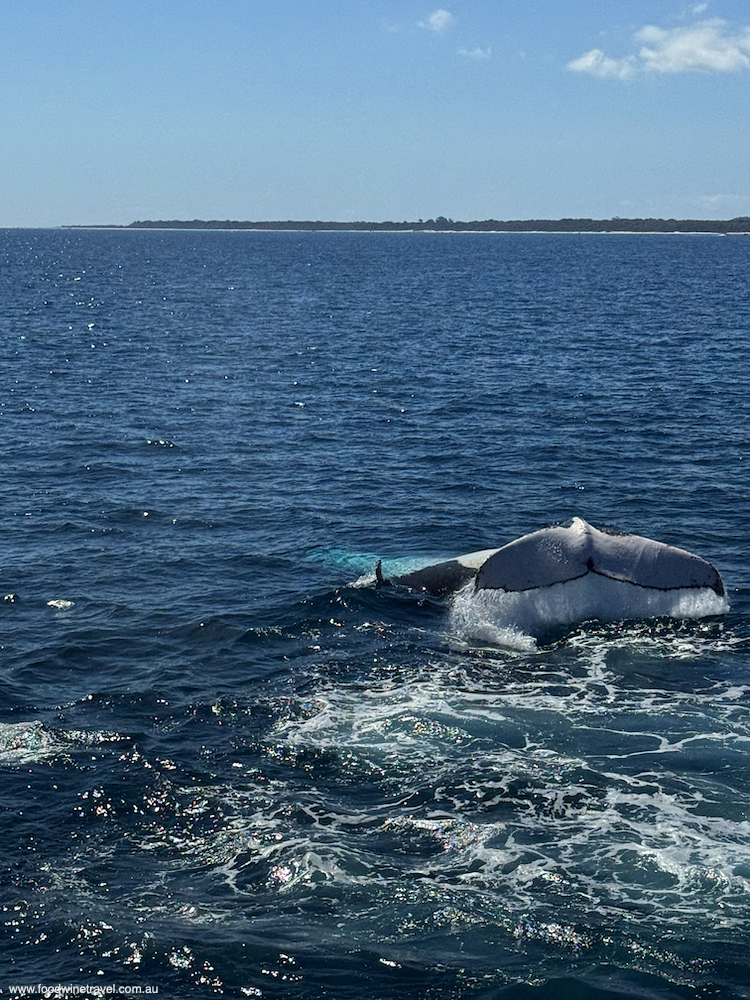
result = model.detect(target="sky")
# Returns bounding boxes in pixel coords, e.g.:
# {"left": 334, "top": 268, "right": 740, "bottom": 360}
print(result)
{"left": 2, "top": 0, "right": 750, "bottom": 226}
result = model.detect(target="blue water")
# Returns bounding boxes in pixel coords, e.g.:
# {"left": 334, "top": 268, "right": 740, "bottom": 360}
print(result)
{"left": 1, "top": 228, "right": 749, "bottom": 998}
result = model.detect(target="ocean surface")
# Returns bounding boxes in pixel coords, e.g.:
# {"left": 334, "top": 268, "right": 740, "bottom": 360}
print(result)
{"left": 1, "top": 227, "right": 749, "bottom": 999}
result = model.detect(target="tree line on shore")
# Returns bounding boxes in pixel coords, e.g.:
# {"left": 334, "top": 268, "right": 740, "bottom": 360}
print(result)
{"left": 113, "top": 216, "right": 750, "bottom": 233}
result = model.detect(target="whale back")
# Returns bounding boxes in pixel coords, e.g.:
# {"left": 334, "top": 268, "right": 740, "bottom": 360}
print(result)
{"left": 391, "top": 548, "right": 499, "bottom": 597}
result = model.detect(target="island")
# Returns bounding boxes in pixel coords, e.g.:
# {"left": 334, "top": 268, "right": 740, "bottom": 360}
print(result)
{"left": 68, "top": 216, "right": 750, "bottom": 233}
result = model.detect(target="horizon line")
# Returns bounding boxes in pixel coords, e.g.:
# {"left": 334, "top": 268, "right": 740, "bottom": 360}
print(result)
{"left": 59, "top": 215, "right": 750, "bottom": 234}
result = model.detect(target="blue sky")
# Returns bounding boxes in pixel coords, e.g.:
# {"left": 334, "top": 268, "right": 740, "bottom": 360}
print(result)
{"left": 2, "top": 0, "right": 750, "bottom": 225}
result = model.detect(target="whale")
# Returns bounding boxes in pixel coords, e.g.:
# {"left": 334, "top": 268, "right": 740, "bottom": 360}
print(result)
{"left": 376, "top": 518, "right": 727, "bottom": 631}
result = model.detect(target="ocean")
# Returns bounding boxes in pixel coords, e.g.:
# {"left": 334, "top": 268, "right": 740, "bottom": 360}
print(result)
{"left": 1, "top": 227, "right": 749, "bottom": 999}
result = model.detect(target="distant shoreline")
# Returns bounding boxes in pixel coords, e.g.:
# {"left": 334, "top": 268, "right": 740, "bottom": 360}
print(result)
{"left": 64, "top": 217, "right": 750, "bottom": 234}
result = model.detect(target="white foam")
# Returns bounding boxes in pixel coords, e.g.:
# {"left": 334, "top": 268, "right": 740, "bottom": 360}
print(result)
{"left": 253, "top": 667, "right": 750, "bottom": 933}
{"left": 449, "top": 574, "right": 729, "bottom": 642}
{"left": 0, "top": 721, "right": 54, "bottom": 763}
{"left": 0, "top": 721, "right": 128, "bottom": 764}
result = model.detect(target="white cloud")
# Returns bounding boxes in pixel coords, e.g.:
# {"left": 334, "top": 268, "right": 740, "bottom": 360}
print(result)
{"left": 418, "top": 9, "right": 454, "bottom": 33}
{"left": 458, "top": 46, "right": 491, "bottom": 60}
{"left": 567, "top": 48, "right": 636, "bottom": 80}
{"left": 637, "top": 20, "right": 750, "bottom": 72}
{"left": 568, "top": 18, "right": 750, "bottom": 78}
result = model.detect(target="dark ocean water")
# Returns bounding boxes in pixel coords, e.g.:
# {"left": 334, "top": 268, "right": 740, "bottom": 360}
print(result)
{"left": 1, "top": 228, "right": 750, "bottom": 999}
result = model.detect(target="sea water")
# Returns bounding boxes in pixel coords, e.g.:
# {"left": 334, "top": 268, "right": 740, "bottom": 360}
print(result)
{"left": 1, "top": 228, "right": 749, "bottom": 998}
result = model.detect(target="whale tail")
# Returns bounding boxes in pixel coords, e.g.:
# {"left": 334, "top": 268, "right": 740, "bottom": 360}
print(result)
{"left": 474, "top": 517, "right": 725, "bottom": 597}
{"left": 378, "top": 518, "right": 727, "bottom": 633}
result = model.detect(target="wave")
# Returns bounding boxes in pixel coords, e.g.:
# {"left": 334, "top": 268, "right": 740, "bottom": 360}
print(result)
{"left": 0, "top": 719, "right": 129, "bottom": 764}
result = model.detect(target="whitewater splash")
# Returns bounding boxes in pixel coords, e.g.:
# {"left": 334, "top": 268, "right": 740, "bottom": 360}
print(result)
{"left": 449, "top": 572, "right": 729, "bottom": 647}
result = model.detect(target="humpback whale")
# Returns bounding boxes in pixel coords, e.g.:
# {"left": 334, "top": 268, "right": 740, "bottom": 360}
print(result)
{"left": 377, "top": 518, "right": 727, "bottom": 633}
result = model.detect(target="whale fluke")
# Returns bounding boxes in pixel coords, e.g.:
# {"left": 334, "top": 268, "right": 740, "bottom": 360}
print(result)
{"left": 380, "top": 518, "right": 726, "bottom": 632}
{"left": 475, "top": 518, "right": 725, "bottom": 596}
